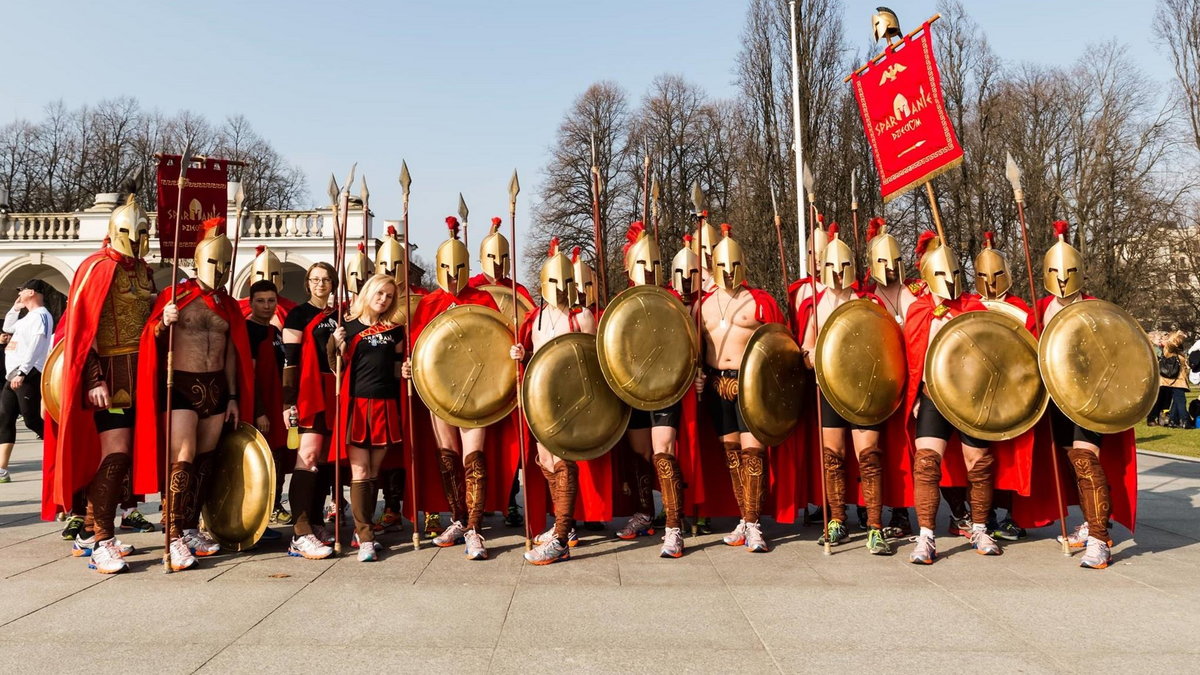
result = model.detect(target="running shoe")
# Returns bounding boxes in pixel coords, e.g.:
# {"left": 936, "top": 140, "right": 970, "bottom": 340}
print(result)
{"left": 464, "top": 529, "right": 488, "bottom": 560}
{"left": 991, "top": 518, "right": 1025, "bottom": 542}
{"left": 969, "top": 528, "right": 1002, "bottom": 556}
{"left": 909, "top": 534, "right": 937, "bottom": 564}
{"left": 182, "top": 528, "right": 221, "bottom": 557}
{"left": 744, "top": 521, "right": 769, "bottom": 553}
{"left": 61, "top": 515, "right": 86, "bottom": 541}
{"left": 866, "top": 528, "right": 894, "bottom": 556}
{"left": 373, "top": 508, "right": 402, "bottom": 533}
{"left": 120, "top": 510, "right": 155, "bottom": 533}
{"left": 88, "top": 538, "right": 129, "bottom": 574}
{"left": 1079, "top": 536, "right": 1112, "bottom": 570}
{"left": 695, "top": 517, "right": 713, "bottom": 535}
{"left": 660, "top": 527, "right": 684, "bottom": 558}
{"left": 357, "top": 541, "right": 379, "bottom": 562}
{"left": 1057, "top": 522, "right": 1089, "bottom": 549}
{"left": 169, "top": 537, "right": 197, "bottom": 571}
{"left": 723, "top": 519, "right": 747, "bottom": 547}
{"left": 271, "top": 508, "right": 293, "bottom": 525}
{"left": 884, "top": 507, "right": 913, "bottom": 538}
{"left": 524, "top": 537, "right": 569, "bottom": 565}
{"left": 73, "top": 534, "right": 134, "bottom": 557}
{"left": 312, "top": 524, "right": 335, "bottom": 546}
{"left": 616, "top": 512, "right": 655, "bottom": 540}
{"left": 534, "top": 526, "right": 578, "bottom": 547}
{"left": 503, "top": 506, "right": 524, "bottom": 528}
{"left": 288, "top": 533, "right": 333, "bottom": 560}
{"left": 0, "top": 469, "right": 10, "bottom": 484}
{"left": 947, "top": 514, "right": 972, "bottom": 538}
{"left": 433, "top": 520, "right": 467, "bottom": 547}
{"left": 818, "top": 519, "right": 849, "bottom": 546}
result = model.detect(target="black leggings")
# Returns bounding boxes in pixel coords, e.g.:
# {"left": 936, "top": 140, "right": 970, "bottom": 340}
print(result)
{"left": 0, "top": 369, "right": 44, "bottom": 444}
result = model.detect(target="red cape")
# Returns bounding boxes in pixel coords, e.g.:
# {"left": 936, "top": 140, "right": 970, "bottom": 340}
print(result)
{"left": 132, "top": 280, "right": 255, "bottom": 495}
{"left": 252, "top": 322, "right": 288, "bottom": 449}
{"left": 467, "top": 274, "right": 534, "bottom": 306}
{"left": 41, "top": 250, "right": 133, "bottom": 519}
{"left": 379, "top": 285, "right": 429, "bottom": 472}
{"left": 238, "top": 295, "right": 297, "bottom": 326}
{"left": 296, "top": 304, "right": 338, "bottom": 428}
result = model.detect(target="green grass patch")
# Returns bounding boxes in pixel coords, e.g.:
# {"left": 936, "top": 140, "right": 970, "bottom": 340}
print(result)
{"left": 1136, "top": 390, "right": 1199, "bottom": 458}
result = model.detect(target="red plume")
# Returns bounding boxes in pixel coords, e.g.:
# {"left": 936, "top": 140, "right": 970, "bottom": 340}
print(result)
{"left": 866, "top": 217, "right": 885, "bottom": 240}
{"left": 720, "top": 223, "right": 732, "bottom": 238}
{"left": 816, "top": 213, "right": 825, "bottom": 226}
{"left": 982, "top": 231, "right": 995, "bottom": 248}
{"left": 255, "top": 245, "right": 265, "bottom": 256}
{"left": 201, "top": 216, "right": 226, "bottom": 237}
{"left": 828, "top": 222, "right": 839, "bottom": 238}
{"left": 623, "top": 221, "right": 645, "bottom": 257}
{"left": 683, "top": 233, "right": 693, "bottom": 246}
{"left": 547, "top": 236, "right": 560, "bottom": 259}
{"left": 490, "top": 216, "right": 502, "bottom": 234}
{"left": 571, "top": 245, "right": 581, "bottom": 263}
{"left": 1052, "top": 220, "right": 1069, "bottom": 239}
{"left": 700, "top": 210, "right": 709, "bottom": 219}
{"left": 445, "top": 216, "right": 460, "bottom": 239}
{"left": 916, "top": 230, "right": 937, "bottom": 258}
{"left": 357, "top": 242, "right": 365, "bottom": 252}
{"left": 386, "top": 225, "right": 397, "bottom": 237}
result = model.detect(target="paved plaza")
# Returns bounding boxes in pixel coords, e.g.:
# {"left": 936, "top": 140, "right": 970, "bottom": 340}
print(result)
{"left": 2, "top": 433, "right": 1199, "bottom": 674}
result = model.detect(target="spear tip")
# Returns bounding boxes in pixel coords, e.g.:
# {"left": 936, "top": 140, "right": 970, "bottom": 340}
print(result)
{"left": 691, "top": 181, "right": 706, "bottom": 214}
{"left": 344, "top": 163, "right": 357, "bottom": 196}
{"left": 651, "top": 175, "right": 660, "bottom": 201}
{"left": 802, "top": 160, "right": 815, "bottom": 195}
{"left": 509, "top": 169, "right": 520, "bottom": 200}
{"left": 360, "top": 175, "right": 369, "bottom": 202}
{"left": 327, "top": 173, "right": 339, "bottom": 204}
{"left": 1005, "top": 151, "right": 1024, "bottom": 199}
{"left": 457, "top": 193, "right": 469, "bottom": 222}
{"left": 398, "top": 161, "right": 412, "bottom": 195}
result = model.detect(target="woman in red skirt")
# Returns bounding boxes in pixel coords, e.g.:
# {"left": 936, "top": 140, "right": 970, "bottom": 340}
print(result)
{"left": 332, "top": 274, "right": 405, "bottom": 562}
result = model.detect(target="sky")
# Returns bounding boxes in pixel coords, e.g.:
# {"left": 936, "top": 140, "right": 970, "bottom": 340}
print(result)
{"left": 0, "top": 0, "right": 1175, "bottom": 269}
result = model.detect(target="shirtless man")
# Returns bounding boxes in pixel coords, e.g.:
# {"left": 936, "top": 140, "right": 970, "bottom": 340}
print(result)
{"left": 694, "top": 224, "right": 785, "bottom": 553}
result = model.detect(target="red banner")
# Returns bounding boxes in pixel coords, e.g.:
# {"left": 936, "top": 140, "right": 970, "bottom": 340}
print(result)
{"left": 850, "top": 22, "right": 963, "bottom": 202}
{"left": 156, "top": 155, "right": 230, "bottom": 261}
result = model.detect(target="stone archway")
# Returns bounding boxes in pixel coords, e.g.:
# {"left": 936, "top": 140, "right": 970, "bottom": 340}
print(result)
{"left": 0, "top": 256, "right": 73, "bottom": 322}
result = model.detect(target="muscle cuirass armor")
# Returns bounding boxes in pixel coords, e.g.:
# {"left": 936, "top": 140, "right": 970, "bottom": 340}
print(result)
{"left": 95, "top": 261, "right": 154, "bottom": 408}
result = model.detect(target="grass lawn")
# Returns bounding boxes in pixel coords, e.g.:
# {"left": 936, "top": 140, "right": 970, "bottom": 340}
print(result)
{"left": 1135, "top": 390, "right": 1200, "bottom": 458}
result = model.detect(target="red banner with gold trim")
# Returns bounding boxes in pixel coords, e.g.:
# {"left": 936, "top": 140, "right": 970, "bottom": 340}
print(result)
{"left": 850, "top": 22, "right": 963, "bottom": 202}
{"left": 156, "top": 155, "right": 230, "bottom": 261}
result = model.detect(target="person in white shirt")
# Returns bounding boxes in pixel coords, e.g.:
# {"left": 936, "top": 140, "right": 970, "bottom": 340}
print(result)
{"left": 0, "top": 279, "right": 53, "bottom": 484}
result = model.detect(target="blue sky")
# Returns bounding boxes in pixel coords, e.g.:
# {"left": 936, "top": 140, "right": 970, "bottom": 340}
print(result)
{"left": 0, "top": 1, "right": 1171, "bottom": 266}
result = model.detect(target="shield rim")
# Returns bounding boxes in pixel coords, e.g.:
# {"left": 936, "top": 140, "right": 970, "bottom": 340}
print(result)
{"left": 924, "top": 310, "right": 1048, "bottom": 441}
{"left": 520, "top": 332, "right": 630, "bottom": 461}
{"left": 42, "top": 340, "right": 65, "bottom": 423}
{"left": 982, "top": 298, "right": 1029, "bottom": 324}
{"left": 479, "top": 283, "right": 534, "bottom": 326}
{"left": 412, "top": 304, "right": 518, "bottom": 428}
{"left": 737, "top": 322, "right": 804, "bottom": 446}
{"left": 596, "top": 285, "right": 698, "bottom": 411}
{"left": 200, "top": 421, "right": 276, "bottom": 551}
{"left": 1037, "top": 298, "right": 1158, "bottom": 434}
{"left": 813, "top": 298, "right": 906, "bottom": 426}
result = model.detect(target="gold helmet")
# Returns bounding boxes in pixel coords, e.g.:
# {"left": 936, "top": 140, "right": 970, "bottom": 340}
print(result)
{"left": 107, "top": 193, "right": 150, "bottom": 259}
{"left": 866, "top": 217, "right": 902, "bottom": 286}
{"left": 436, "top": 216, "right": 470, "bottom": 294}
{"left": 711, "top": 223, "right": 746, "bottom": 291}
{"left": 345, "top": 242, "right": 372, "bottom": 295}
{"left": 691, "top": 214, "right": 719, "bottom": 271}
{"left": 872, "top": 6, "right": 901, "bottom": 42}
{"left": 540, "top": 237, "right": 576, "bottom": 309}
{"left": 919, "top": 234, "right": 963, "bottom": 301}
{"left": 479, "top": 216, "right": 511, "bottom": 281}
{"left": 808, "top": 215, "right": 830, "bottom": 273}
{"left": 974, "top": 231, "right": 1012, "bottom": 300}
{"left": 623, "top": 221, "right": 661, "bottom": 286}
{"left": 671, "top": 234, "right": 701, "bottom": 299}
{"left": 375, "top": 225, "right": 406, "bottom": 281}
{"left": 248, "top": 245, "right": 283, "bottom": 290}
{"left": 193, "top": 217, "right": 233, "bottom": 290}
{"left": 820, "top": 224, "right": 855, "bottom": 290}
{"left": 1043, "top": 220, "right": 1083, "bottom": 299}
{"left": 571, "top": 246, "right": 597, "bottom": 309}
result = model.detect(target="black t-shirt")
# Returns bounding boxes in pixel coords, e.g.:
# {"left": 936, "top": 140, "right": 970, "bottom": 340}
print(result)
{"left": 345, "top": 319, "right": 404, "bottom": 399}
{"left": 245, "top": 319, "right": 284, "bottom": 374}
{"left": 284, "top": 302, "right": 335, "bottom": 374}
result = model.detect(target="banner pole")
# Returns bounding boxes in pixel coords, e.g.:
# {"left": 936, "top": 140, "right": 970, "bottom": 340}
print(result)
{"left": 788, "top": 0, "right": 808, "bottom": 278}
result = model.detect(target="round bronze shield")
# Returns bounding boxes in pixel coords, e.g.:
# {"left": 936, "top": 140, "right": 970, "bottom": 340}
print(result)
{"left": 200, "top": 422, "right": 275, "bottom": 551}
{"left": 596, "top": 285, "right": 697, "bottom": 410}
{"left": 412, "top": 304, "right": 518, "bottom": 428}
{"left": 925, "top": 310, "right": 1048, "bottom": 441}
{"left": 814, "top": 299, "right": 905, "bottom": 426}
{"left": 521, "top": 333, "right": 631, "bottom": 461}
{"left": 481, "top": 284, "right": 534, "bottom": 330}
{"left": 42, "top": 340, "right": 65, "bottom": 423}
{"left": 983, "top": 298, "right": 1029, "bottom": 325}
{"left": 738, "top": 323, "right": 805, "bottom": 446}
{"left": 1038, "top": 299, "right": 1157, "bottom": 433}
{"left": 392, "top": 291, "right": 424, "bottom": 327}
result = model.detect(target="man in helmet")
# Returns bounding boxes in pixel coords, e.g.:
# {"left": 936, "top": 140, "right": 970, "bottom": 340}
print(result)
{"left": 510, "top": 237, "right": 594, "bottom": 564}
{"left": 788, "top": 215, "right": 831, "bottom": 316}
{"left": 41, "top": 191, "right": 156, "bottom": 574}
{"left": 133, "top": 217, "right": 255, "bottom": 571}
{"left": 694, "top": 224, "right": 786, "bottom": 553}
{"left": 401, "top": 217, "right": 516, "bottom": 561}
{"left": 572, "top": 247, "right": 600, "bottom": 318}
{"left": 901, "top": 233, "right": 1002, "bottom": 564}
{"left": 237, "top": 245, "right": 296, "bottom": 328}
{"left": 468, "top": 217, "right": 534, "bottom": 304}
{"left": 244, "top": 277, "right": 291, "bottom": 528}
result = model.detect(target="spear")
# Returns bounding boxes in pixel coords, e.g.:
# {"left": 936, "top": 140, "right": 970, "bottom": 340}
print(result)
{"left": 398, "top": 161, "right": 419, "bottom": 551}
{"left": 589, "top": 133, "right": 609, "bottom": 304}
{"left": 163, "top": 141, "right": 192, "bottom": 573}
{"left": 788, "top": 0, "right": 809, "bottom": 277}
{"left": 360, "top": 175, "right": 370, "bottom": 249}
{"left": 849, "top": 167, "right": 862, "bottom": 279}
{"left": 457, "top": 192, "right": 469, "bottom": 242}
{"left": 802, "top": 159, "right": 818, "bottom": 235}
{"left": 508, "top": 169, "right": 532, "bottom": 551}
{"left": 641, "top": 152, "right": 651, "bottom": 225}
{"left": 330, "top": 163, "right": 355, "bottom": 556}
{"left": 691, "top": 182, "right": 708, "bottom": 365}
{"left": 1006, "top": 151, "right": 1070, "bottom": 556}
{"left": 650, "top": 175, "right": 661, "bottom": 251}
{"left": 227, "top": 180, "right": 246, "bottom": 296}
{"left": 769, "top": 186, "right": 791, "bottom": 319}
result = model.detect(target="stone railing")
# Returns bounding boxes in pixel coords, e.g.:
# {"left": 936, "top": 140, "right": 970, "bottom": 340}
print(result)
{"left": 143, "top": 211, "right": 327, "bottom": 240}
{"left": 0, "top": 213, "right": 81, "bottom": 240}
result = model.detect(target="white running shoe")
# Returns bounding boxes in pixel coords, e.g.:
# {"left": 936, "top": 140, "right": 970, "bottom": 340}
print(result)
{"left": 73, "top": 534, "right": 134, "bottom": 557}
{"left": 169, "top": 537, "right": 197, "bottom": 571}
{"left": 288, "top": 533, "right": 334, "bottom": 560}
{"left": 357, "top": 541, "right": 379, "bottom": 562}
{"left": 182, "top": 528, "right": 221, "bottom": 557}
{"left": 433, "top": 520, "right": 467, "bottom": 547}
{"left": 743, "top": 521, "right": 769, "bottom": 553}
{"left": 88, "top": 538, "right": 129, "bottom": 574}
{"left": 464, "top": 529, "right": 488, "bottom": 560}
{"left": 533, "top": 526, "right": 578, "bottom": 547}
{"left": 723, "top": 519, "right": 747, "bottom": 546}
{"left": 660, "top": 527, "right": 684, "bottom": 558}
{"left": 1057, "top": 521, "right": 1089, "bottom": 549}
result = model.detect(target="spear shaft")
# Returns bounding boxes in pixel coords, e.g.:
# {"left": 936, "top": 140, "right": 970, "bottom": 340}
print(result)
{"left": 397, "top": 162, "right": 418, "bottom": 550}
{"left": 163, "top": 145, "right": 192, "bottom": 573}
{"left": 508, "top": 170, "right": 532, "bottom": 551}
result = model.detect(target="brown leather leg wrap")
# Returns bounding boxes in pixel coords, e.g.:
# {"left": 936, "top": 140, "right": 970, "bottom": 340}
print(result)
{"left": 913, "top": 448, "right": 942, "bottom": 531}
{"left": 857, "top": 447, "right": 884, "bottom": 530}
{"left": 84, "top": 499, "right": 95, "bottom": 533}
{"left": 186, "top": 451, "right": 218, "bottom": 531}
{"left": 653, "top": 452, "right": 684, "bottom": 529}
{"left": 966, "top": 451, "right": 995, "bottom": 526}
{"left": 552, "top": 460, "right": 578, "bottom": 541}
{"left": 166, "top": 461, "right": 195, "bottom": 540}
{"left": 822, "top": 447, "right": 847, "bottom": 523}
{"left": 350, "top": 479, "right": 375, "bottom": 544}
{"left": 289, "top": 469, "right": 317, "bottom": 536}
{"left": 86, "top": 453, "right": 131, "bottom": 542}
{"left": 119, "top": 465, "right": 135, "bottom": 509}
{"left": 464, "top": 451, "right": 487, "bottom": 532}
{"left": 1067, "top": 447, "right": 1111, "bottom": 543}
{"left": 437, "top": 448, "right": 467, "bottom": 523}
{"left": 723, "top": 441, "right": 747, "bottom": 519}
{"left": 740, "top": 446, "right": 767, "bottom": 523}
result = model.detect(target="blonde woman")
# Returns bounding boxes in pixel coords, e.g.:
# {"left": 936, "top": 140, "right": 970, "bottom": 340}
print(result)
{"left": 1160, "top": 330, "right": 1192, "bottom": 428}
{"left": 331, "top": 274, "right": 406, "bottom": 562}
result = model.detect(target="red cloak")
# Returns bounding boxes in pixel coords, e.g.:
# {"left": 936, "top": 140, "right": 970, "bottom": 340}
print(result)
{"left": 132, "top": 280, "right": 255, "bottom": 495}
{"left": 379, "top": 285, "right": 429, "bottom": 472}
{"left": 251, "top": 322, "right": 288, "bottom": 450}
{"left": 296, "top": 305, "right": 338, "bottom": 429}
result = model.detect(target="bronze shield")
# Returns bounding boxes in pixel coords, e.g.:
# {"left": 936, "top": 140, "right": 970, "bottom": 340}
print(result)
{"left": 201, "top": 422, "right": 275, "bottom": 551}
{"left": 42, "top": 340, "right": 65, "bottom": 423}
{"left": 1038, "top": 299, "right": 1158, "bottom": 433}
{"left": 596, "top": 285, "right": 698, "bottom": 410}
{"left": 392, "top": 291, "right": 424, "bottom": 327}
{"left": 521, "top": 333, "right": 631, "bottom": 461}
{"left": 924, "top": 310, "right": 1048, "bottom": 441}
{"left": 412, "top": 304, "right": 518, "bottom": 428}
{"left": 737, "top": 323, "right": 805, "bottom": 446}
{"left": 982, "top": 298, "right": 1029, "bottom": 325}
{"left": 814, "top": 299, "right": 906, "bottom": 426}
{"left": 481, "top": 284, "right": 534, "bottom": 330}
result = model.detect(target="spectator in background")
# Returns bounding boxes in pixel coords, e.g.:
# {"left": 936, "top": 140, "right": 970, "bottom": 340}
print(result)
{"left": 1188, "top": 335, "right": 1200, "bottom": 388}
{"left": 1159, "top": 330, "right": 1191, "bottom": 428}
{"left": 0, "top": 280, "right": 54, "bottom": 484}
{"left": 1148, "top": 331, "right": 1170, "bottom": 425}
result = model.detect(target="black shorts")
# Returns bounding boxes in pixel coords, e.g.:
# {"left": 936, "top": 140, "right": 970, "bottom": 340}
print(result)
{"left": 704, "top": 368, "right": 749, "bottom": 436}
{"left": 164, "top": 371, "right": 228, "bottom": 417}
{"left": 95, "top": 408, "right": 136, "bottom": 432}
{"left": 914, "top": 392, "right": 989, "bottom": 448}
{"left": 628, "top": 400, "right": 683, "bottom": 430}
{"left": 1048, "top": 403, "right": 1103, "bottom": 447}
{"left": 819, "top": 394, "right": 882, "bottom": 432}
{"left": 300, "top": 412, "right": 330, "bottom": 436}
